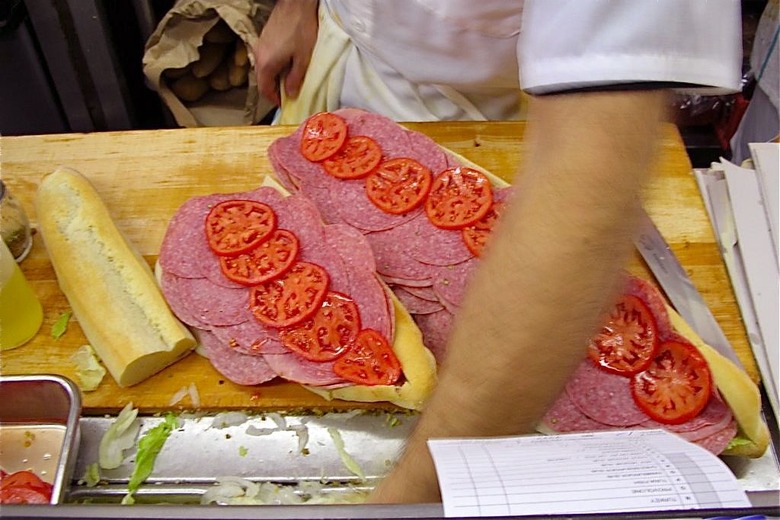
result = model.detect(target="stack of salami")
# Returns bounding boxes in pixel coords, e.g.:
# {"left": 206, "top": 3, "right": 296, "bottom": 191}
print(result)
{"left": 269, "top": 108, "right": 512, "bottom": 362}
{"left": 541, "top": 275, "right": 738, "bottom": 455}
{"left": 158, "top": 186, "right": 395, "bottom": 387}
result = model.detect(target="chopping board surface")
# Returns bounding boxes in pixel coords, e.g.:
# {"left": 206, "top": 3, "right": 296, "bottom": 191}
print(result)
{"left": 0, "top": 122, "right": 757, "bottom": 414}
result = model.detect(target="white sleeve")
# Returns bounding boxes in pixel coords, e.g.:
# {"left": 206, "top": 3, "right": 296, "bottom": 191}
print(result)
{"left": 518, "top": 0, "right": 743, "bottom": 95}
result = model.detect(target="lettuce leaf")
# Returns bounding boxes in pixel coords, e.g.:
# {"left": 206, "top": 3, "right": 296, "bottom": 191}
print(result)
{"left": 124, "top": 413, "right": 179, "bottom": 502}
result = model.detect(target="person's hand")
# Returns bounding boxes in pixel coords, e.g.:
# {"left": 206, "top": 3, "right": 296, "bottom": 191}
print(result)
{"left": 253, "top": 0, "right": 319, "bottom": 106}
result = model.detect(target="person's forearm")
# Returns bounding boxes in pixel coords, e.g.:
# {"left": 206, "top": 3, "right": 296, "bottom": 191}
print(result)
{"left": 370, "top": 89, "right": 668, "bottom": 503}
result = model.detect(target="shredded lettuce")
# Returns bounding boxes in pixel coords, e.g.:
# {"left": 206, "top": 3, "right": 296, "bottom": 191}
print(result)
{"left": 70, "top": 344, "right": 106, "bottom": 391}
{"left": 725, "top": 435, "right": 753, "bottom": 450}
{"left": 51, "top": 311, "right": 72, "bottom": 339}
{"left": 80, "top": 463, "right": 100, "bottom": 487}
{"left": 200, "top": 478, "right": 368, "bottom": 505}
{"left": 210, "top": 411, "right": 248, "bottom": 429}
{"left": 99, "top": 403, "right": 141, "bottom": 470}
{"left": 124, "top": 413, "right": 179, "bottom": 503}
{"left": 327, "top": 428, "right": 365, "bottom": 480}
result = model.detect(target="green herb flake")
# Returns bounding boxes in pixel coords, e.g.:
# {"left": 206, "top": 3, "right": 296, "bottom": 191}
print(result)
{"left": 238, "top": 445, "right": 248, "bottom": 457}
{"left": 51, "top": 311, "right": 73, "bottom": 339}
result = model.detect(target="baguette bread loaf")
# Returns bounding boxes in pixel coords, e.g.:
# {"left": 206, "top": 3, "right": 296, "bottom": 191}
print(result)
{"left": 36, "top": 167, "right": 196, "bottom": 387}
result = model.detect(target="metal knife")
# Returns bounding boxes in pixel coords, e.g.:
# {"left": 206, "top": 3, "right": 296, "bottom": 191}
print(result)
{"left": 633, "top": 209, "right": 744, "bottom": 369}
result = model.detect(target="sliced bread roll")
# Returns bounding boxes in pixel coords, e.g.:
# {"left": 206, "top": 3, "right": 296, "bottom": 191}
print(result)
{"left": 36, "top": 167, "right": 197, "bottom": 387}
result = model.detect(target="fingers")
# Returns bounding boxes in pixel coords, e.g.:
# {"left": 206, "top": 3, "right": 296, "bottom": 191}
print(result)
{"left": 284, "top": 53, "right": 311, "bottom": 100}
{"left": 252, "top": 0, "right": 319, "bottom": 106}
{"left": 253, "top": 41, "right": 283, "bottom": 106}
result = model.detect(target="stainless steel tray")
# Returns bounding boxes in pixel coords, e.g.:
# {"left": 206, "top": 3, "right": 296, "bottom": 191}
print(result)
{"left": 69, "top": 406, "right": 780, "bottom": 513}
{"left": 0, "top": 374, "right": 82, "bottom": 504}
{"left": 3, "top": 406, "right": 779, "bottom": 518}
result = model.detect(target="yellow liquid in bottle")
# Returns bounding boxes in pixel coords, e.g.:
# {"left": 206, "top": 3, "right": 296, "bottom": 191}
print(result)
{"left": 0, "top": 246, "right": 43, "bottom": 350}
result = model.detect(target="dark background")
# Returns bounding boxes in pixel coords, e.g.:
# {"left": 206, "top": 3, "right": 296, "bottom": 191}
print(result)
{"left": 0, "top": 0, "right": 769, "bottom": 167}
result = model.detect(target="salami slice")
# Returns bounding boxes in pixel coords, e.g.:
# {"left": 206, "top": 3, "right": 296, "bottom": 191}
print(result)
{"left": 325, "top": 225, "right": 392, "bottom": 337}
{"left": 267, "top": 132, "right": 322, "bottom": 189}
{"left": 622, "top": 274, "right": 674, "bottom": 340}
{"left": 398, "top": 284, "right": 439, "bottom": 302}
{"left": 394, "top": 286, "right": 446, "bottom": 315}
{"left": 327, "top": 173, "right": 423, "bottom": 232}
{"left": 335, "top": 108, "right": 414, "bottom": 158}
{"left": 693, "top": 420, "right": 738, "bottom": 455}
{"left": 412, "top": 308, "right": 455, "bottom": 363}
{"left": 541, "top": 392, "right": 616, "bottom": 433}
{"left": 263, "top": 353, "right": 346, "bottom": 386}
{"left": 159, "top": 195, "right": 223, "bottom": 278}
{"left": 407, "top": 215, "right": 474, "bottom": 266}
{"left": 160, "top": 272, "right": 213, "bottom": 329}
{"left": 244, "top": 186, "right": 288, "bottom": 207}
{"left": 268, "top": 140, "right": 302, "bottom": 192}
{"left": 365, "top": 222, "right": 437, "bottom": 282}
{"left": 210, "top": 319, "right": 288, "bottom": 356}
{"left": 403, "top": 131, "right": 449, "bottom": 174}
{"left": 565, "top": 360, "right": 648, "bottom": 427}
{"left": 197, "top": 330, "right": 278, "bottom": 386}
{"left": 432, "top": 259, "right": 479, "bottom": 313}
{"left": 299, "top": 183, "right": 347, "bottom": 226}
{"left": 172, "top": 276, "right": 251, "bottom": 327}
{"left": 276, "top": 193, "right": 328, "bottom": 242}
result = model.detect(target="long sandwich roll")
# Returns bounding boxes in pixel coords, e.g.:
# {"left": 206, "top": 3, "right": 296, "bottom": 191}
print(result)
{"left": 36, "top": 167, "right": 197, "bottom": 387}
{"left": 268, "top": 109, "right": 770, "bottom": 458}
{"left": 156, "top": 176, "right": 437, "bottom": 410}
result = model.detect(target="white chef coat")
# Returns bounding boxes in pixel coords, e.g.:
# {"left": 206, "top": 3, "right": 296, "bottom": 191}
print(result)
{"left": 278, "top": 0, "right": 742, "bottom": 123}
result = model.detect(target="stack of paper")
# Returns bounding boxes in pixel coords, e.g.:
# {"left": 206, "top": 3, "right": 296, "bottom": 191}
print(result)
{"left": 429, "top": 430, "right": 750, "bottom": 517}
{"left": 694, "top": 143, "right": 779, "bottom": 422}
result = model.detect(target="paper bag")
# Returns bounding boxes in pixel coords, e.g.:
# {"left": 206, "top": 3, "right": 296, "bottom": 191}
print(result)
{"left": 143, "top": 0, "right": 275, "bottom": 127}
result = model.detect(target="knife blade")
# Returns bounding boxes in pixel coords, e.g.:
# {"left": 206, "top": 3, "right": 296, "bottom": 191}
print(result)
{"left": 633, "top": 209, "right": 744, "bottom": 369}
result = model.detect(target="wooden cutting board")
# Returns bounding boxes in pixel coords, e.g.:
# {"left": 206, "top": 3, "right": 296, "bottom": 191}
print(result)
{"left": 0, "top": 121, "right": 758, "bottom": 414}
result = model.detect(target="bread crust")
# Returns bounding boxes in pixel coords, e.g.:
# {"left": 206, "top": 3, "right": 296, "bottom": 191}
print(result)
{"left": 36, "top": 167, "right": 196, "bottom": 387}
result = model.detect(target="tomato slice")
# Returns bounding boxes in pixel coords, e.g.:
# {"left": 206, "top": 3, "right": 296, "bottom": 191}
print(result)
{"left": 0, "top": 470, "right": 52, "bottom": 494}
{"left": 0, "top": 485, "right": 51, "bottom": 504}
{"left": 0, "top": 470, "right": 53, "bottom": 504}
{"left": 220, "top": 229, "right": 299, "bottom": 286}
{"left": 279, "top": 291, "right": 362, "bottom": 361}
{"left": 461, "top": 201, "right": 504, "bottom": 257}
{"left": 630, "top": 339, "right": 713, "bottom": 424}
{"left": 249, "top": 261, "right": 329, "bottom": 328}
{"left": 365, "top": 158, "right": 433, "bottom": 215}
{"left": 300, "top": 112, "right": 348, "bottom": 162}
{"left": 205, "top": 200, "right": 277, "bottom": 256}
{"left": 587, "top": 294, "right": 659, "bottom": 376}
{"left": 323, "top": 136, "right": 383, "bottom": 180}
{"left": 425, "top": 167, "right": 493, "bottom": 229}
{"left": 333, "top": 329, "right": 401, "bottom": 385}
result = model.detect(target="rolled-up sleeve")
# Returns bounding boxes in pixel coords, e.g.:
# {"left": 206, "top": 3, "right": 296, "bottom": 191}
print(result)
{"left": 518, "top": 0, "right": 742, "bottom": 94}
